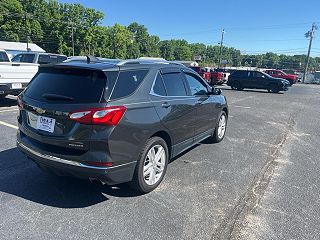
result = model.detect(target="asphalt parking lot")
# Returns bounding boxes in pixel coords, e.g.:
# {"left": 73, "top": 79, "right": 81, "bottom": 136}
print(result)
{"left": 0, "top": 84, "right": 320, "bottom": 240}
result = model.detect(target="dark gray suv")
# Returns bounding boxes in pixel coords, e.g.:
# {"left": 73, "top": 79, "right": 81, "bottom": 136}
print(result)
{"left": 16, "top": 59, "right": 228, "bottom": 193}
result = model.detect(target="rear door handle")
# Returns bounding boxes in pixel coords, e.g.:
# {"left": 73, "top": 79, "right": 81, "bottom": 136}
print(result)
{"left": 161, "top": 102, "right": 170, "bottom": 108}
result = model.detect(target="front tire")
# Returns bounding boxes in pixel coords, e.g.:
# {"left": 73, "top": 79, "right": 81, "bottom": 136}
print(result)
{"left": 287, "top": 79, "right": 294, "bottom": 86}
{"left": 268, "top": 84, "right": 279, "bottom": 93}
{"left": 130, "top": 137, "right": 169, "bottom": 193}
{"left": 209, "top": 111, "right": 227, "bottom": 143}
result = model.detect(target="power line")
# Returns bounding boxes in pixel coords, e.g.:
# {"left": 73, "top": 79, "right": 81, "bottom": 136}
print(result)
{"left": 158, "top": 22, "right": 316, "bottom": 37}
{"left": 225, "top": 38, "right": 306, "bottom": 43}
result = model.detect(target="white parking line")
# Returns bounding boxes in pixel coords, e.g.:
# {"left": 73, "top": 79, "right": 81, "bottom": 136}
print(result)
{"left": 233, "top": 106, "right": 251, "bottom": 109}
{"left": 229, "top": 93, "right": 260, "bottom": 105}
{"left": 0, "top": 109, "right": 19, "bottom": 113}
{"left": 0, "top": 120, "right": 18, "bottom": 130}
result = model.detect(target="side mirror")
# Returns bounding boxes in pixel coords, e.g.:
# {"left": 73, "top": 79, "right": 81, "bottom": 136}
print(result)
{"left": 210, "top": 87, "right": 221, "bottom": 95}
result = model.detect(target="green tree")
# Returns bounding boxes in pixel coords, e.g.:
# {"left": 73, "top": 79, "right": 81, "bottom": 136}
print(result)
{"left": 0, "top": 0, "right": 24, "bottom": 41}
{"left": 159, "top": 40, "right": 174, "bottom": 60}
{"left": 127, "top": 22, "right": 149, "bottom": 56}
{"left": 108, "top": 24, "right": 131, "bottom": 59}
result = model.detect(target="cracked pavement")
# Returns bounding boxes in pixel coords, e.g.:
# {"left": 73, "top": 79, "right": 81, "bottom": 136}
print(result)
{"left": 0, "top": 85, "right": 319, "bottom": 240}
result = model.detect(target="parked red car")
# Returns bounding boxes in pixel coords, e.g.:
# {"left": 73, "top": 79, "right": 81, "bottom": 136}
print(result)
{"left": 264, "top": 69, "right": 297, "bottom": 85}
{"left": 212, "top": 68, "right": 229, "bottom": 85}
{"left": 190, "top": 66, "right": 211, "bottom": 81}
{"left": 190, "top": 66, "right": 224, "bottom": 86}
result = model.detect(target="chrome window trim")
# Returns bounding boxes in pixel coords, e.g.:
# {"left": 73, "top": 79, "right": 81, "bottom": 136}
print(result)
{"left": 124, "top": 97, "right": 198, "bottom": 107}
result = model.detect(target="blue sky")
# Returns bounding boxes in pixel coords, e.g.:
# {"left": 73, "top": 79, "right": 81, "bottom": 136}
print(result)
{"left": 60, "top": 0, "right": 320, "bottom": 56}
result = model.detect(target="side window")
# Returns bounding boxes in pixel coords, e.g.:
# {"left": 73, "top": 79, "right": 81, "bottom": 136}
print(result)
{"left": 161, "top": 72, "right": 187, "bottom": 96}
{"left": 11, "top": 54, "right": 23, "bottom": 62}
{"left": 256, "top": 72, "right": 263, "bottom": 78}
{"left": 110, "top": 69, "right": 149, "bottom": 100}
{"left": 153, "top": 73, "right": 167, "bottom": 96}
{"left": 0, "top": 52, "right": 9, "bottom": 62}
{"left": 57, "top": 56, "right": 67, "bottom": 63}
{"left": 233, "top": 71, "right": 243, "bottom": 77}
{"left": 21, "top": 54, "right": 35, "bottom": 63}
{"left": 184, "top": 73, "right": 208, "bottom": 96}
{"left": 38, "top": 55, "right": 51, "bottom": 64}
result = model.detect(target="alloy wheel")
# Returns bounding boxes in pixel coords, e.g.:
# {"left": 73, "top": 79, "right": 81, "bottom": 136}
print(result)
{"left": 217, "top": 115, "right": 226, "bottom": 139}
{"left": 143, "top": 145, "right": 166, "bottom": 185}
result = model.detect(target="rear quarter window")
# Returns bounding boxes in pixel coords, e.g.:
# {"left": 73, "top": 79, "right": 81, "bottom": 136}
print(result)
{"left": 152, "top": 73, "right": 167, "bottom": 96}
{"left": 110, "top": 69, "right": 149, "bottom": 100}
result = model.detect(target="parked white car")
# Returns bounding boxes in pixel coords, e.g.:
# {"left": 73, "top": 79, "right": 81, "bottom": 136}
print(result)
{"left": 0, "top": 49, "right": 38, "bottom": 98}
{"left": 11, "top": 52, "right": 67, "bottom": 64}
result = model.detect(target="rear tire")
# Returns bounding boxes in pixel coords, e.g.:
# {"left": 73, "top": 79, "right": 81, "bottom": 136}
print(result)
{"left": 130, "top": 137, "right": 169, "bottom": 193}
{"left": 231, "top": 81, "right": 243, "bottom": 91}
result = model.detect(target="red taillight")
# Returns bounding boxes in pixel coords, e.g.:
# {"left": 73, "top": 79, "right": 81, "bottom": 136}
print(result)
{"left": 69, "top": 106, "right": 126, "bottom": 126}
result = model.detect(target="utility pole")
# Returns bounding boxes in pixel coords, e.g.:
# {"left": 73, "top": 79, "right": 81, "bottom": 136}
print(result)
{"left": 218, "top": 29, "right": 225, "bottom": 68}
{"left": 68, "top": 22, "right": 75, "bottom": 56}
{"left": 302, "top": 22, "right": 318, "bottom": 83}
{"left": 24, "top": 13, "right": 29, "bottom": 51}
{"left": 71, "top": 22, "right": 75, "bottom": 56}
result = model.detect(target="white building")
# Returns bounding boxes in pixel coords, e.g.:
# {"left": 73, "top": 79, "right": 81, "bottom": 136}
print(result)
{"left": 0, "top": 41, "right": 45, "bottom": 58}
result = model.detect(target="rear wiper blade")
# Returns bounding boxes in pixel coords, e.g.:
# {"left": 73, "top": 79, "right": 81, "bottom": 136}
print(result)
{"left": 42, "top": 93, "right": 74, "bottom": 101}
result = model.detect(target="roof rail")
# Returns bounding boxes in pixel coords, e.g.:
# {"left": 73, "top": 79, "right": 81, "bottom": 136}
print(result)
{"left": 116, "top": 58, "right": 185, "bottom": 67}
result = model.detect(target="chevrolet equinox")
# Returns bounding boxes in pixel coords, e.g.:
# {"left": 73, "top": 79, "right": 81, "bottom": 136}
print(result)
{"left": 17, "top": 59, "right": 228, "bottom": 193}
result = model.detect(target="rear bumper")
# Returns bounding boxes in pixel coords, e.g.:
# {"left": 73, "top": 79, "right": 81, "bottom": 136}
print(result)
{"left": 17, "top": 139, "right": 137, "bottom": 185}
{"left": 210, "top": 78, "right": 224, "bottom": 85}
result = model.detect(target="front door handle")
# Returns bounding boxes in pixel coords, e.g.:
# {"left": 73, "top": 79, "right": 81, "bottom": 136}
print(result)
{"left": 162, "top": 102, "right": 170, "bottom": 108}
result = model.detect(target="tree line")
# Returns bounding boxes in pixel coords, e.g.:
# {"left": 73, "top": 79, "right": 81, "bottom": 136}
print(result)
{"left": 1, "top": 0, "right": 319, "bottom": 70}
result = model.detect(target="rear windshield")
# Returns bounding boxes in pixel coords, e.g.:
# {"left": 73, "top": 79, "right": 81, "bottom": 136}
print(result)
{"left": 0, "top": 52, "right": 9, "bottom": 62}
{"left": 25, "top": 68, "right": 107, "bottom": 103}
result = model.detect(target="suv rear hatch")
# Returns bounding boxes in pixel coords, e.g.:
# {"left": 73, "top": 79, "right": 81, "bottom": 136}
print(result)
{"left": 18, "top": 66, "right": 117, "bottom": 158}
